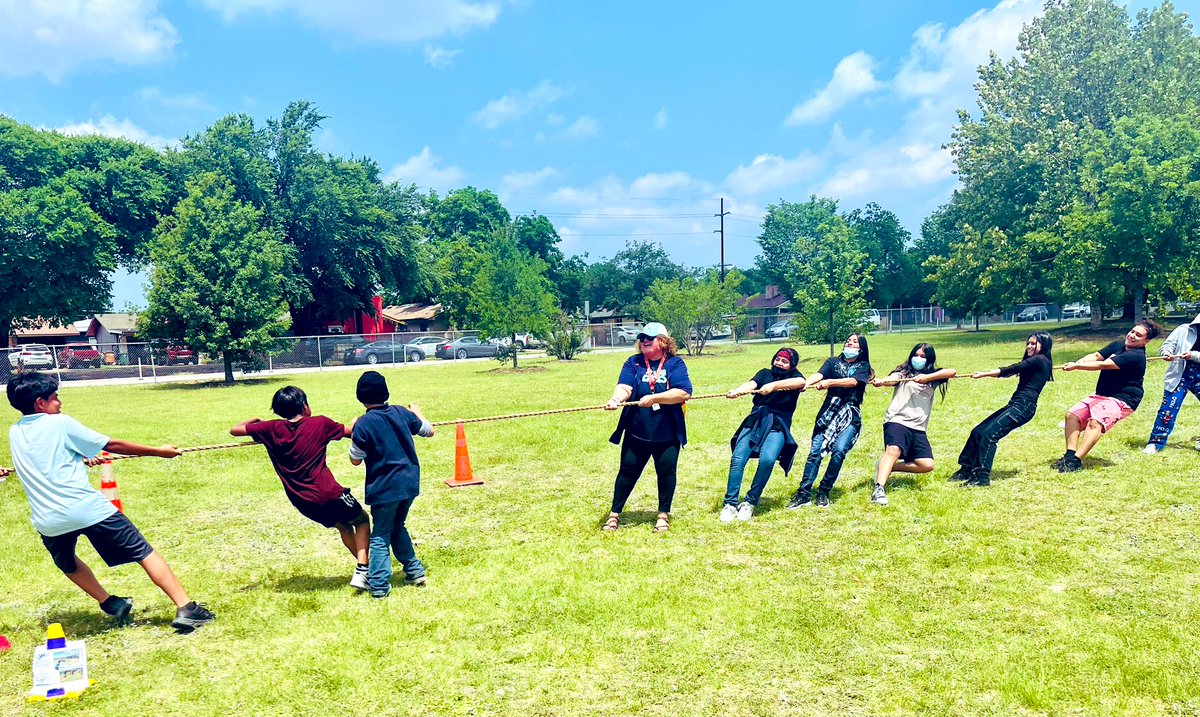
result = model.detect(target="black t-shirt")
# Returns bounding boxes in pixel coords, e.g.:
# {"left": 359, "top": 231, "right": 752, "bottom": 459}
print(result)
{"left": 814, "top": 356, "right": 871, "bottom": 418}
{"left": 1095, "top": 340, "right": 1147, "bottom": 409}
{"left": 748, "top": 367, "right": 804, "bottom": 427}
{"left": 997, "top": 354, "right": 1052, "bottom": 404}
{"left": 350, "top": 405, "right": 426, "bottom": 505}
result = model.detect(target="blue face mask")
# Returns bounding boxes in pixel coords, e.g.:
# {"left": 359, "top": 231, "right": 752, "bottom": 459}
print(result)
{"left": 842, "top": 347, "right": 860, "bottom": 360}
{"left": 910, "top": 356, "right": 927, "bottom": 371}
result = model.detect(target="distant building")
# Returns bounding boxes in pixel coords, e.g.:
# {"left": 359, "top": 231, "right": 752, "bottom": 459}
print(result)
{"left": 738, "top": 285, "right": 793, "bottom": 335}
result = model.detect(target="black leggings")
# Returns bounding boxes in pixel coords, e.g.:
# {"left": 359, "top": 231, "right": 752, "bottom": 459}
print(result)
{"left": 610, "top": 437, "right": 680, "bottom": 514}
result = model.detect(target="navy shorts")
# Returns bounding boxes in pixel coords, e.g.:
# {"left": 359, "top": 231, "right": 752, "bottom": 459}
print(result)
{"left": 293, "top": 489, "right": 368, "bottom": 529}
{"left": 41, "top": 512, "right": 154, "bottom": 574}
{"left": 883, "top": 422, "right": 933, "bottom": 462}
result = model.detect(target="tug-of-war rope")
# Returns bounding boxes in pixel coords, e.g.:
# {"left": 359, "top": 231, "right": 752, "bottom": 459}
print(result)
{"left": 0, "top": 354, "right": 1186, "bottom": 473}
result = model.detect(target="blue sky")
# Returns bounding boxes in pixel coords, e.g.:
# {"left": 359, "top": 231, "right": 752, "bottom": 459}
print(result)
{"left": 2, "top": 0, "right": 1196, "bottom": 307}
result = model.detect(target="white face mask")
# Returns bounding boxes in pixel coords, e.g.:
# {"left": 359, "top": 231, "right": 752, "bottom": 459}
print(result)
{"left": 842, "top": 347, "right": 860, "bottom": 360}
{"left": 910, "top": 356, "right": 927, "bottom": 371}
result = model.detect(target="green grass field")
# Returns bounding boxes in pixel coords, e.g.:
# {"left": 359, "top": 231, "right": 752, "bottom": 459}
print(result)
{"left": 1, "top": 324, "right": 1198, "bottom": 716}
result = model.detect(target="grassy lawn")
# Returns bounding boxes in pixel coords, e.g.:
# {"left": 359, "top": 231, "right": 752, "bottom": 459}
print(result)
{"left": 1, "top": 324, "right": 1198, "bottom": 716}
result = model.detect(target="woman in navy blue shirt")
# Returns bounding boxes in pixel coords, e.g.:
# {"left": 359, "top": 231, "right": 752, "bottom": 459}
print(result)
{"left": 603, "top": 322, "right": 692, "bottom": 533}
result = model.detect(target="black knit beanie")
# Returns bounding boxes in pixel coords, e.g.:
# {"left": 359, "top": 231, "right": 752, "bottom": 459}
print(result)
{"left": 356, "top": 371, "right": 389, "bottom": 404}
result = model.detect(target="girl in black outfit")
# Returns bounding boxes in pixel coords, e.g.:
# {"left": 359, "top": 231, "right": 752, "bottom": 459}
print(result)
{"left": 953, "top": 332, "right": 1054, "bottom": 487}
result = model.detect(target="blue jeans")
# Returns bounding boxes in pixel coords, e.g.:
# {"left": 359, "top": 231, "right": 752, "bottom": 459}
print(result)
{"left": 368, "top": 498, "right": 425, "bottom": 595}
{"left": 724, "top": 428, "right": 785, "bottom": 506}
{"left": 1148, "top": 363, "right": 1200, "bottom": 448}
{"left": 797, "top": 422, "right": 859, "bottom": 497}
{"left": 957, "top": 399, "right": 1036, "bottom": 474}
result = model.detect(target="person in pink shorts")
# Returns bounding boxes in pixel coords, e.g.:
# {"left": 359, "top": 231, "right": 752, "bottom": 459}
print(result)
{"left": 1056, "top": 320, "right": 1160, "bottom": 472}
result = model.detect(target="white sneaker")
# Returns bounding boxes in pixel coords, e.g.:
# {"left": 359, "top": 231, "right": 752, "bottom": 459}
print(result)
{"left": 350, "top": 570, "right": 369, "bottom": 591}
{"left": 719, "top": 504, "right": 738, "bottom": 523}
{"left": 1142, "top": 445, "right": 1161, "bottom": 455}
{"left": 736, "top": 502, "right": 754, "bottom": 521}
{"left": 871, "top": 484, "right": 888, "bottom": 506}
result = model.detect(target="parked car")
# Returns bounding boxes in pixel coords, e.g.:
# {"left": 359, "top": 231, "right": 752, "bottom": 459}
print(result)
{"left": 157, "top": 345, "right": 198, "bottom": 365}
{"left": 1061, "top": 303, "right": 1091, "bottom": 319}
{"left": 344, "top": 340, "right": 424, "bottom": 365}
{"left": 434, "top": 336, "right": 501, "bottom": 360}
{"left": 405, "top": 336, "right": 445, "bottom": 353}
{"left": 1015, "top": 306, "right": 1049, "bottom": 322}
{"left": 614, "top": 326, "right": 643, "bottom": 344}
{"left": 7, "top": 344, "right": 55, "bottom": 369}
{"left": 765, "top": 320, "right": 796, "bottom": 339}
{"left": 289, "top": 336, "right": 367, "bottom": 365}
{"left": 864, "top": 309, "right": 882, "bottom": 326}
{"left": 57, "top": 343, "right": 102, "bottom": 368}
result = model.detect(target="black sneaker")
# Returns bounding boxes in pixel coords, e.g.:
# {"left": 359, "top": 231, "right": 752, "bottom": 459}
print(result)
{"left": 948, "top": 467, "right": 971, "bottom": 482}
{"left": 964, "top": 470, "right": 991, "bottom": 487}
{"left": 815, "top": 492, "right": 830, "bottom": 508}
{"left": 100, "top": 595, "right": 133, "bottom": 625}
{"left": 405, "top": 575, "right": 427, "bottom": 587}
{"left": 171, "top": 601, "right": 215, "bottom": 632}
{"left": 786, "top": 491, "right": 812, "bottom": 509}
{"left": 1058, "top": 456, "right": 1084, "bottom": 474}
{"left": 1052, "top": 454, "right": 1070, "bottom": 470}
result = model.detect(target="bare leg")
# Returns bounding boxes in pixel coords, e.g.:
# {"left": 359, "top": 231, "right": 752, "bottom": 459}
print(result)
{"left": 875, "top": 446, "right": 902, "bottom": 487}
{"left": 890, "top": 458, "right": 935, "bottom": 474}
{"left": 64, "top": 557, "right": 110, "bottom": 603}
{"left": 138, "top": 551, "right": 189, "bottom": 607}
{"left": 1075, "top": 419, "right": 1106, "bottom": 459}
{"left": 337, "top": 522, "right": 370, "bottom": 564}
{"left": 1064, "top": 413, "right": 1083, "bottom": 452}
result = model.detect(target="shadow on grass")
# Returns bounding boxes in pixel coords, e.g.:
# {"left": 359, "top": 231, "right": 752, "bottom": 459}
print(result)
{"left": 50, "top": 607, "right": 173, "bottom": 638}
{"left": 269, "top": 574, "right": 355, "bottom": 593}
{"left": 604, "top": 509, "right": 662, "bottom": 528}
{"left": 149, "top": 378, "right": 280, "bottom": 391}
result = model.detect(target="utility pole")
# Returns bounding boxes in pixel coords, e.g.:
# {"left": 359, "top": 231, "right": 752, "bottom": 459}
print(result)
{"left": 714, "top": 197, "right": 730, "bottom": 281}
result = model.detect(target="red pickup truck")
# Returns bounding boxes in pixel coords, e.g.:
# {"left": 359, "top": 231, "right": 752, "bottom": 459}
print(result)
{"left": 161, "top": 345, "right": 198, "bottom": 365}
{"left": 57, "top": 344, "right": 103, "bottom": 369}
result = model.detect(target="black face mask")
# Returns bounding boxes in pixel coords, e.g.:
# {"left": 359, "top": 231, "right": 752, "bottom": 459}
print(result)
{"left": 771, "top": 364, "right": 790, "bottom": 378}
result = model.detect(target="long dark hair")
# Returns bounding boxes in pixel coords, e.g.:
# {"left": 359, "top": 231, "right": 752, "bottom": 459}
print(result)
{"left": 845, "top": 332, "right": 875, "bottom": 380}
{"left": 1025, "top": 332, "right": 1054, "bottom": 382}
{"left": 892, "top": 342, "right": 948, "bottom": 399}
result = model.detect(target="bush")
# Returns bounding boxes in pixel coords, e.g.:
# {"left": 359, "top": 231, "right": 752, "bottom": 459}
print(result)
{"left": 545, "top": 312, "right": 589, "bottom": 360}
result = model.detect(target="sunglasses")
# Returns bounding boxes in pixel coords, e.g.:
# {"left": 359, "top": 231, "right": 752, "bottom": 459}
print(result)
{"left": 637, "top": 335, "right": 654, "bottom": 342}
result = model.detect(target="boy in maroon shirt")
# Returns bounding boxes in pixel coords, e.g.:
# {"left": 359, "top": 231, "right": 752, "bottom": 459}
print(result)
{"left": 231, "top": 386, "right": 371, "bottom": 590}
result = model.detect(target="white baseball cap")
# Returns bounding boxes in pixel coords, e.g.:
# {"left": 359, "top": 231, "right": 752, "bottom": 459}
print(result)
{"left": 637, "top": 322, "right": 669, "bottom": 340}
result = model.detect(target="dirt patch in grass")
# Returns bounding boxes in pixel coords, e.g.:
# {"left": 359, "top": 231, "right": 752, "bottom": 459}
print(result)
{"left": 488, "top": 365, "right": 551, "bottom": 375}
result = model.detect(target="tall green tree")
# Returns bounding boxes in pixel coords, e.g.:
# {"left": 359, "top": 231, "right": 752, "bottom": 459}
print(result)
{"left": 641, "top": 269, "right": 743, "bottom": 356}
{"left": 925, "top": 225, "right": 1022, "bottom": 330}
{"left": 787, "top": 215, "right": 873, "bottom": 354}
{"left": 142, "top": 173, "right": 291, "bottom": 383}
{"left": 755, "top": 196, "right": 840, "bottom": 300}
{"left": 465, "top": 232, "right": 557, "bottom": 369}
{"left": 846, "top": 202, "right": 919, "bottom": 308}
{"left": 0, "top": 180, "right": 116, "bottom": 346}
{"left": 583, "top": 240, "right": 689, "bottom": 314}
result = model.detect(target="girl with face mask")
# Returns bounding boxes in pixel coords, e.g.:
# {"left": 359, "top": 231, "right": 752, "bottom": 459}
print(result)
{"left": 720, "top": 348, "right": 808, "bottom": 522}
{"left": 786, "top": 334, "right": 873, "bottom": 510}
{"left": 952, "top": 332, "right": 1054, "bottom": 486}
{"left": 868, "top": 343, "right": 956, "bottom": 506}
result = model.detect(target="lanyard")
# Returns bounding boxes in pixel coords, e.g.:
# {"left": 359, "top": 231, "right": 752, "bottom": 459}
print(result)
{"left": 644, "top": 356, "right": 666, "bottom": 392}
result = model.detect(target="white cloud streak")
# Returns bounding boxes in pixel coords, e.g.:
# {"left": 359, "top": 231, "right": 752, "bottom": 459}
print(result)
{"left": 785, "top": 51, "right": 884, "bottom": 125}
{"left": 54, "top": 115, "right": 175, "bottom": 150}
{"left": 423, "top": 44, "right": 463, "bottom": 68}
{"left": 471, "top": 80, "right": 569, "bottom": 129}
{"left": 200, "top": 0, "right": 500, "bottom": 43}
{"left": 383, "top": 146, "right": 465, "bottom": 190}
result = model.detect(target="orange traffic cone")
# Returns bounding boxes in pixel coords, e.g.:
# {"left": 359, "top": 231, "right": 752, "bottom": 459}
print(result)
{"left": 444, "top": 422, "right": 483, "bottom": 488}
{"left": 99, "top": 452, "right": 123, "bottom": 512}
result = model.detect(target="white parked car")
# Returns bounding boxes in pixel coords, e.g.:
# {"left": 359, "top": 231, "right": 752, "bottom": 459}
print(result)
{"left": 765, "top": 320, "right": 796, "bottom": 339}
{"left": 864, "top": 309, "right": 882, "bottom": 326}
{"left": 7, "top": 344, "right": 55, "bottom": 369}
{"left": 614, "top": 326, "right": 643, "bottom": 344}
{"left": 1015, "top": 306, "right": 1049, "bottom": 322}
{"left": 1061, "top": 303, "right": 1091, "bottom": 319}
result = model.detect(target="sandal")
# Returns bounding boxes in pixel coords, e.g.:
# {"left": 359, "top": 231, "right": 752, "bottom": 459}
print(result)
{"left": 602, "top": 513, "right": 620, "bottom": 532}
{"left": 652, "top": 513, "right": 670, "bottom": 533}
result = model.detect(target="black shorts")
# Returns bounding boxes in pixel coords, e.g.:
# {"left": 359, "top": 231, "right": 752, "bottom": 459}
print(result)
{"left": 293, "top": 489, "right": 368, "bottom": 529}
{"left": 41, "top": 512, "right": 154, "bottom": 574}
{"left": 883, "top": 422, "right": 933, "bottom": 462}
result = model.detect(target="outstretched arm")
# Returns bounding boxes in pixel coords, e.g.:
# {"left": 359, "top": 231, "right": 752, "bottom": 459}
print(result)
{"left": 104, "top": 439, "right": 181, "bottom": 458}
{"left": 230, "top": 418, "right": 261, "bottom": 437}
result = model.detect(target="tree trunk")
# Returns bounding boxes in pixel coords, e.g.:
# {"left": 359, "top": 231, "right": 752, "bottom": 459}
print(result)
{"left": 828, "top": 306, "right": 835, "bottom": 357}
{"left": 1132, "top": 285, "right": 1146, "bottom": 324}
{"left": 510, "top": 333, "right": 518, "bottom": 369}
{"left": 1090, "top": 297, "right": 1102, "bottom": 330}
{"left": 974, "top": 314, "right": 980, "bottom": 331}
{"left": 223, "top": 354, "right": 235, "bottom": 384}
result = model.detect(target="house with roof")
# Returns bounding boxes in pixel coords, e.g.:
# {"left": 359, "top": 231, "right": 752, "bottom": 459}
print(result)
{"left": 87, "top": 314, "right": 140, "bottom": 349}
{"left": 7, "top": 319, "right": 89, "bottom": 347}
{"left": 380, "top": 302, "right": 449, "bottom": 335}
{"left": 738, "top": 285, "right": 793, "bottom": 336}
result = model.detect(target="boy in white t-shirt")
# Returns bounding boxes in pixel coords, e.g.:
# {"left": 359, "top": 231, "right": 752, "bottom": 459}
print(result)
{"left": 6, "top": 372, "right": 215, "bottom": 631}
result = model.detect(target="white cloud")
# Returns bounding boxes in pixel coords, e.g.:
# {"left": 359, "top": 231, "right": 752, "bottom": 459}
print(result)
{"left": 54, "top": 115, "right": 175, "bottom": 150}
{"left": 383, "top": 147, "right": 465, "bottom": 190}
{"left": 894, "top": 0, "right": 1041, "bottom": 99}
{"left": 0, "top": 0, "right": 178, "bottom": 81}
{"left": 423, "top": 44, "right": 462, "bottom": 68}
{"left": 499, "top": 167, "right": 559, "bottom": 195}
{"left": 200, "top": 0, "right": 500, "bottom": 43}
{"left": 725, "top": 153, "right": 825, "bottom": 196}
{"left": 565, "top": 115, "right": 599, "bottom": 139}
{"left": 785, "top": 51, "right": 884, "bottom": 125}
{"left": 471, "top": 80, "right": 569, "bottom": 129}
{"left": 653, "top": 106, "right": 669, "bottom": 130}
